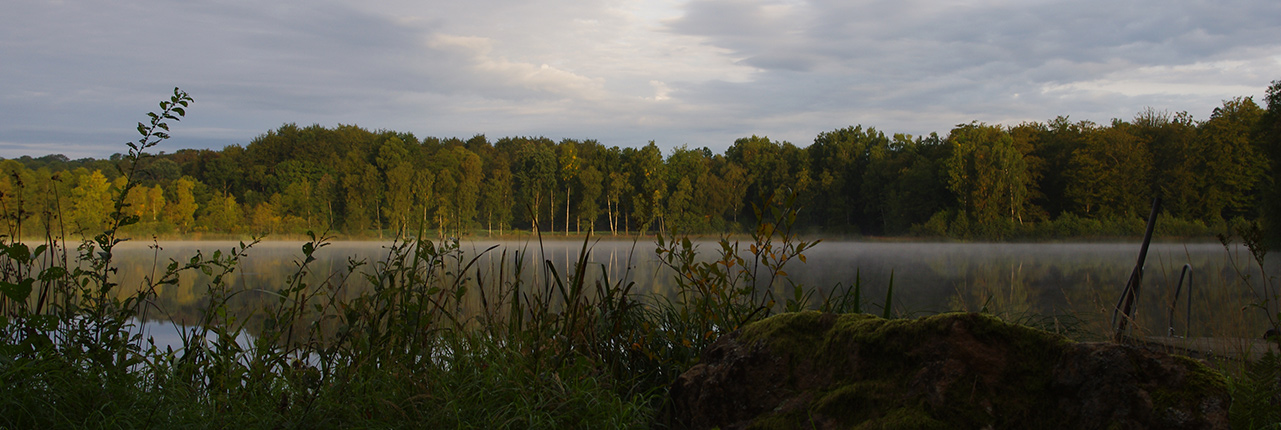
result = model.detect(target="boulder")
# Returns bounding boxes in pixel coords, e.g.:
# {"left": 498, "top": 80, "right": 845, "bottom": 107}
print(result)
{"left": 665, "top": 312, "right": 1229, "bottom": 430}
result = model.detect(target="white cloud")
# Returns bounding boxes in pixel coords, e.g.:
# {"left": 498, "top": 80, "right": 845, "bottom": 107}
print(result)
{"left": 428, "top": 34, "right": 606, "bottom": 100}
{"left": 649, "top": 81, "right": 673, "bottom": 101}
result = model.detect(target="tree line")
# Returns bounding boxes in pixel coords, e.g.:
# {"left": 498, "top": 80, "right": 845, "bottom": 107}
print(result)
{"left": 4, "top": 81, "right": 1280, "bottom": 242}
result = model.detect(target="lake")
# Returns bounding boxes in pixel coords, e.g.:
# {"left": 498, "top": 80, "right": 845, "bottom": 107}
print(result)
{"left": 109, "top": 238, "right": 1280, "bottom": 341}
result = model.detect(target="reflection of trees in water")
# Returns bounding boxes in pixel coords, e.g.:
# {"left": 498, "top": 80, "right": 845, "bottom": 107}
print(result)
{"left": 108, "top": 240, "right": 1277, "bottom": 341}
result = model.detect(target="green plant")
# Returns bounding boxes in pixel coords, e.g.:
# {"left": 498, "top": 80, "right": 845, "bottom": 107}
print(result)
{"left": 1219, "top": 220, "right": 1279, "bottom": 337}
{"left": 0, "top": 88, "right": 194, "bottom": 428}
{"left": 1218, "top": 220, "right": 1281, "bottom": 428}
{"left": 1228, "top": 351, "right": 1281, "bottom": 429}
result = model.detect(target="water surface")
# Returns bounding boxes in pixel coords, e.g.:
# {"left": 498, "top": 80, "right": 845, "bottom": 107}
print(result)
{"left": 109, "top": 239, "right": 1280, "bottom": 340}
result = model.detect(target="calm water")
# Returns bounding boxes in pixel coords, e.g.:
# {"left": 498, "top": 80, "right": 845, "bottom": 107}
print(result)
{"left": 110, "top": 238, "right": 1280, "bottom": 340}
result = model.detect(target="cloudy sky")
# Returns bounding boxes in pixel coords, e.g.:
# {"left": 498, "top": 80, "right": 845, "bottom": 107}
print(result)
{"left": 2, "top": 0, "right": 1279, "bottom": 159}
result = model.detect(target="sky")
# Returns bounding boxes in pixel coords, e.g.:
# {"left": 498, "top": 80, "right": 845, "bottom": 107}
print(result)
{"left": 2, "top": 0, "right": 1279, "bottom": 160}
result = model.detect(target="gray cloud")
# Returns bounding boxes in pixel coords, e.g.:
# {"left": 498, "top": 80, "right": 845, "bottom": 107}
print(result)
{"left": 1, "top": 0, "right": 1278, "bottom": 158}
{"left": 661, "top": 0, "right": 1280, "bottom": 140}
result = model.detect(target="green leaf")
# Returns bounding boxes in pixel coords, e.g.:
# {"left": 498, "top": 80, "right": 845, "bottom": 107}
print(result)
{"left": 5, "top": 243, "right": 30, "bottom": 263}
{"left": 0, "top": 279, "right": 34, "bottom": 302}
{"left": 38, "top": 266, "right": 66, "bottom": 282}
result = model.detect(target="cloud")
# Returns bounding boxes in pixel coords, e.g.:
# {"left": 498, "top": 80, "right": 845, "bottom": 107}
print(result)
{"left": 427, "top": 34, "right": 606, "bottom": 101}
{"left": 658, "top": 0, "right": 1281, "bottom": 139}
{"left": 0, "top": 0, "right": 1278, "bottom": 158}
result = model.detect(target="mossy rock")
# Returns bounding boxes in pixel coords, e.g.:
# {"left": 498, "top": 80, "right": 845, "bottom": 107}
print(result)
{"left": 666, "top": 312, "right": 1229, "bottom": 430}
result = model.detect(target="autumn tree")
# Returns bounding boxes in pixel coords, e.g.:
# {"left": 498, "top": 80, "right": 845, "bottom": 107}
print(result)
{"left": 164, "top": 176, "right": 199, "bottom": 232}
{"left": 69, "top": 170, "right": 114, "bottom": 233}
{"left": 122, "top": 184, "right": 150, "bottom": 222}
{"left": 0, "top": 160, "right": 35, "bottom": 236}
{"left": 145, "top": 185, "right": 165, "bottom": 222}
{"left": 249, "top": 195, "right": 284, "bottom": 235}
{"left": 200, "top": 194, "right": 242, "bottom": 233}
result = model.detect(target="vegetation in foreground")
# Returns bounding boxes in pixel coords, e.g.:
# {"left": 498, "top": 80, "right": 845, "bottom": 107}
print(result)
{"left": 0, "top": 89, "right": 1277, "bottom": 429}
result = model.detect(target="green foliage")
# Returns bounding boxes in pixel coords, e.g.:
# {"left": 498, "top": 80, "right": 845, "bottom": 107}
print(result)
{"left": 1218, "top": 219, "right": 1281, "bottom": 429}
{"left": 1259, "top": 80, "right": 1281, "bottom": 248}
{"left": 1228, "top": 351, "right": 1281, "bottom": 429}
{"left": 0, "top": 88, "right": 193, "bottom": 427}
{"left": 11, "top": 80, "right": 1281, "bottom": 241}
{"left": 946, "top": 122, "right": 1030, "bottom": 229}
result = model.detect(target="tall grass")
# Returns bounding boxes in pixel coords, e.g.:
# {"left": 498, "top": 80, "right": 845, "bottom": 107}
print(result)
{"left": 1215, "top": 223, "right": 1281, "bottom": 429}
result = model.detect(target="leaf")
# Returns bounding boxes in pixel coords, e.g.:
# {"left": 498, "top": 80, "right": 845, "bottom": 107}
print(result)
{"left": 38, "top": 266, "right": 67, "bottom": 282}
{"left": 0, "top": 279, "right": 34, "bottom": 302}
{"left": 5, "top": 243, "right": 30, "bottom": 263}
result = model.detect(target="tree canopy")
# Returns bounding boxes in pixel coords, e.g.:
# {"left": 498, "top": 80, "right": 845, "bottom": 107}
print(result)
{"left": 6, "top": 82, "right": 1281, "bottom": 242}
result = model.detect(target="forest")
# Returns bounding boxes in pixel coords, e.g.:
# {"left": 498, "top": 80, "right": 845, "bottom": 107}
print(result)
{"left": 4, "top": 81, "right": 1281, "bottom": 242}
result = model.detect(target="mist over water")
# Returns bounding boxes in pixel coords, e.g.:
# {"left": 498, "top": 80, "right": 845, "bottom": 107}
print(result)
{"left": 110, "top": 239, "right": 1279, "bottom": 341}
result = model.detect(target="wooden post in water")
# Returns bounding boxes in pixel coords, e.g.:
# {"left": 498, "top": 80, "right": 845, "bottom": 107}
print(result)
{"left": 1114, "top": 197, "right": 1162, "bottom": 341}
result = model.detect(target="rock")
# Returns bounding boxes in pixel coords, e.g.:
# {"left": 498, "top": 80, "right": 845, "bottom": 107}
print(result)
{"left": 665, "top": 312, "right": 1229, "bottom": 430}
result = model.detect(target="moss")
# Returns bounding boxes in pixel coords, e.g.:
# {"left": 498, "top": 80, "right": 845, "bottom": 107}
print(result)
{"left": 727, "top": 312, "right": 1228, "bottom": 429}
{"left": 853, "top": 407, "right": 950, "bottom": 430}
{"left": 745, "top": 409, "right": 808, "bottom": 430}
{"left": 1150, "top": 355, "right": 1228, "bottom": 422}
{"left": 813, "top": 381, "right": 895, "bottom": 423}
{"left": 738, "top": 311, "right": 851, "bottom": 360}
